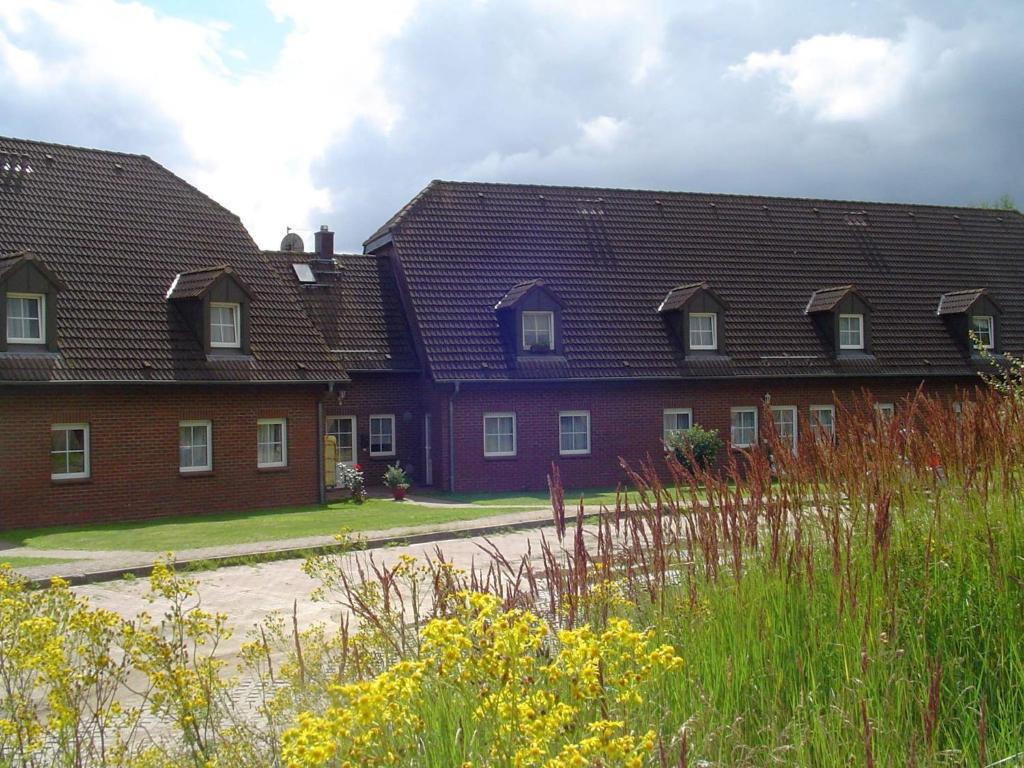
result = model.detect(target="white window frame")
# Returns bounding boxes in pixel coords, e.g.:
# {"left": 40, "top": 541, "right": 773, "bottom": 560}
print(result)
{"left": 522, "top": 310, "right": 554, "bottom": 351}
{"left": 730, "top": 407, "right": 758, "bottom": 448}
{"left": 688, "top": 312, "right": 717, "bottom": 351}
{"left": 875, "top": 403, "right": 895, "bottom": 421}
{"left": 838, "top": 313, "right": 864, "bottom": 350}
{"left": 369, "top": 414, "right": 396, "bottom": 457}
{"left": 51, "top": 423, "right": 90, "bottom": 480}
{"left": 6, "top": 292, "right": 45, "bottom": 344}
{"left": 178, "top": 420, "right": 212, "bottom": 473}
{"left": 483, "top": 412, "right": 517, "bottom": 457}
{"left": 971, "top": 315, "right": 994, "bottom": 350}
{"left": 810, "top": 405, "right": 836, "bottom": 439}
{"left": 559, "top": 410, "right": 591, "bottom": 456}
{"left": 327, "top": 415, "right": 357, "bottom": 465}
{"left": 257, "top": 418, "right": 288, "bottom": 468}
{"left": 210, "top": 301, "right": 241, "bottom": 349}
{"left": 770, "top": 405, "right": 798, "bottom": 453}
{"left": 662, "top": 408, "right": 693, "bottom": 442}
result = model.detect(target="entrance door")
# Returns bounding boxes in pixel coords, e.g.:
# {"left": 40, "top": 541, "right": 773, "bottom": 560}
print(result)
{"left": 327, "top": 416, "right": 357, "bottom": 465}
{"left": 424, "top": 413, "right": 433, "bottom": 485}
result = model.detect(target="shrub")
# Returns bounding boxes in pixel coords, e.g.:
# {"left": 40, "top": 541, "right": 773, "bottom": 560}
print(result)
{"left": 382, "top": 463, "right": 410, "bottom": 490}
{"left": 335, "top": 463, "right": 365, "bottom": 502}
{"left": 664, "top": 424, "right": 723, "bottom": 471}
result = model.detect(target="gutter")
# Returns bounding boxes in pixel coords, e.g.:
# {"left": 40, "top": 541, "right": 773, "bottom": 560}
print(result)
{"left": 430, "top": 370, "right": 984, "bottom": 385}
{"left": 448, "top": 381, "right": 460, "bottom": 492}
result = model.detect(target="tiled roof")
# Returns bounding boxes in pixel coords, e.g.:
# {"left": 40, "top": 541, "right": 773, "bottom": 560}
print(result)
{"left": 0, "top": 136, "right": 345, "bottom": 383}
{"left": 805, "top": 285, "right": 857, "bottom": 314}
{"left": 936, "top": 288, "right": 988, "bottom": 315}
{"left": 166, "top": 264, "right": 250, "bottom": 300}
{"left": 494, "top": 279, "right": 544, "bottom": 310}
{"left": 658, "top": 282, "right": 710, "bottom": 313}
{"left": 373, "top": 180, "right": 1024, "bottom": 381}
{"left": 266, "top": 251, "right": 419, "bottom": 372}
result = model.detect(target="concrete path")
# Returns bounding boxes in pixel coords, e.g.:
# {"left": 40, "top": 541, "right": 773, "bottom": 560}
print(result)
{"left": 73, "top": 521, "right": 583, "bottom": 664}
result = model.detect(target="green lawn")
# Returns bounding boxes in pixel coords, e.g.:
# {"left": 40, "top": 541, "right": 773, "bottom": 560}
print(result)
{"left": 0, "top": 555, "right": 77, "bottom": 569}
{"left": 1, "top": 499, "right": 523, "bottom": 553}
{"left": 432, "top": 486, "right": 632, "bottom": 507}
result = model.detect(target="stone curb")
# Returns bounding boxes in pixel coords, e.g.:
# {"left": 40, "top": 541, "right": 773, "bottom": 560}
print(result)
{"left": 26, "top": 511, "right": 586, "bottom": 589}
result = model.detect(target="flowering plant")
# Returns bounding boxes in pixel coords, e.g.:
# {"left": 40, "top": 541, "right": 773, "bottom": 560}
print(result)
{"left": 382, "top": 462, "right": 410, "bottom": 490}
{"left": 336, "top": 462, "right": 366, "bottom": 502}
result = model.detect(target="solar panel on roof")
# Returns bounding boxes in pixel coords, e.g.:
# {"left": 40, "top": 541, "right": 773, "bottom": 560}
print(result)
{"left": 292, "top": 263, "right": 315, "bottom": 283}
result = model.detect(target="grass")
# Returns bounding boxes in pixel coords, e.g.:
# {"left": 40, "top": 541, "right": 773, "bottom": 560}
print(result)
{"left": 1, "top": 498, "right": 524, "bottom": 553}
{"left": 431, "top": 486, "right": 627, "bottom": 507}
{"left": 0, "top": 555, "right": 76, "bottom": 569}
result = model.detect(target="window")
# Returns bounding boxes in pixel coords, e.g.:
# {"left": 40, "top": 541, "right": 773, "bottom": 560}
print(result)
{"left": 730, "top": 407, "right": 757, "bottom": 448}
{"left": 838, "top": 314, "right": 864, "bottom": 350}
{"left": 663, "top": 408, "right": 693, "bottom": 442}
{"left": 688, "top": 313, "right": 717, "bottom": 350}
{"left": 770, "top": 406, "right": 797, "bottom": 452}
{"left": 522, "top": 311, "right": 554, "bottom": 351}
{"left": 179, "top": 420, "right": 212, "bottom": 472}
{"left": 257, "top": 418, "right": 288, "bottom": 468}
{"left": 369, "top": 414, "right": 396, "bottom": 456}
{"left": 971, "top": 315, "right": 994, "bottom": 350}
{"left": 210, "top": 302, "right": 241, "bottom": 348}
{"left": 51, "top": 424, "right": 89, "bottom": 480}
{"left": 327, "top": 416, "right": 356, "bottom": 464}
{"left": 559, "top": 411, "right": 591, "bottom": 455}
{"left": 875, "top": 403, "right": 895, "bottom": 421}
{"left": 6, "top": 293, "right": 44, "bottom": 343}
{"left": 810, "top": 405, "right": 836, "bottom": 439}
{"left": 483, "top": 413, "right": 517, "bottom": 457}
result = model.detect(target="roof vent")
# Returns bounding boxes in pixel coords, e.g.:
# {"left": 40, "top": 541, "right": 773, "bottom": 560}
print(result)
{"left": 281, "top": 231, "right": 305, "bottom": 252}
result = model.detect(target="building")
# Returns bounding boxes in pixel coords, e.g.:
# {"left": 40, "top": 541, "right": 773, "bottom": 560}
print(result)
{"left": 0, "top": 137, "right": 346, "bottom": 529}
{"left": 346, "top": 181, "right": 1021, "bottom": 492}
{"left": 5, "top": 135, "right": 1023, "bottom": 527}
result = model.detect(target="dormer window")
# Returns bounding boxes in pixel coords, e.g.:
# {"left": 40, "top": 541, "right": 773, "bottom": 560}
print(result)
{"left": 494, "top": 279, "right": 564, "bottom": 359}
{"left": 657, "top": 282, "right": 727, "bottom": 358}
{"left": 937, "top": 289, "right": 1001, "bottom": 357}
{"left": 522, "top": 310, "right": 554, "bottom": 352}
{"left": 970, "top": 315, "right": 994, "bottom": 350}
{"left": 167, "top": 265, "right": 252, "bottom": 356}
{"left": 0, "top": 251, "right": 65, "bottom": 353}
{"left": 6, "top": 292, "right": 44, "bottom": 343}
{"left": 688, "top": 312, "right": 717, "bottom": 350}
{"left": 838, "top": 314, "right": 864, "bottom": 350}
{"left": 210, "top": 302, "right": 241, "bottom": 348}
{"left": 805, "top": 286, "right": 872, "bottom": 358}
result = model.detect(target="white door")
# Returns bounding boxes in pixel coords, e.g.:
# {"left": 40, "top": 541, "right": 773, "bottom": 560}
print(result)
{"left": 327, "top": 416, "right": 357, "bottom": 465}
{"left": 424, "top": 413, "right": 433, "bottom": 485}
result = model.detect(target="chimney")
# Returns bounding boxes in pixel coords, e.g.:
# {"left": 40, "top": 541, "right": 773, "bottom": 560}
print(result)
{"left": 314, "top": 225, "right": 334, "bottom": 262}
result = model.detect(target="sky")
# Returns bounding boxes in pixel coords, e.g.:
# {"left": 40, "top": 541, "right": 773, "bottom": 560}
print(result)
{"left": 1, "top": 0, "right": 1022, "bottom": 252}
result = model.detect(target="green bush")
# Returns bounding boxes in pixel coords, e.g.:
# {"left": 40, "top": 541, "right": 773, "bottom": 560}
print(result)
{"left": 665, "top": 424, "right": 723, "bottom": 471}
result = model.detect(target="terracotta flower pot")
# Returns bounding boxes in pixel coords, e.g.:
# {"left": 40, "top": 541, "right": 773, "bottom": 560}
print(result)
{"left": 392, "top": 486, "right": 408, "bottom": 501}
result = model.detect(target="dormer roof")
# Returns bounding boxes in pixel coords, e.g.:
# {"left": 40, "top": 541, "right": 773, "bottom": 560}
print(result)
{"left": 0, "top": 250, "right": 65, "bottom": 290}
{"left": 166, "top": 264, "right": 252, "bottom": 301}
{"left": 494, "top": 279, "right": 563, "bottom": 310}
{"left": 657, "top": 282, "right": 727, "bottom": 313}
{"left": 804, "top": 285, "right": 871, "bottom": 314}
{"left": 936, "top": 288, "right": 998, "bottom": 315}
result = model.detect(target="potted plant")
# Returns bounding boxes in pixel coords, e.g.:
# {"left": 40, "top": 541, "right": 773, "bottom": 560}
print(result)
{"left": 383, "top": 463, "right": 411, "bottom": 500}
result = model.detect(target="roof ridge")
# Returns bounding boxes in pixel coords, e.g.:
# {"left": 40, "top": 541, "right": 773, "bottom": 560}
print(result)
{"left": 0, "top": 134, "right": 151, "bottom": 161}
{"left": 426, "top": 179, "right": 1023, "bottom": 216}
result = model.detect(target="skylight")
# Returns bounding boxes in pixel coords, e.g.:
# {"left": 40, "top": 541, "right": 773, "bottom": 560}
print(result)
{"left": 292, "top": 263, "right": 315, "bottom": 283}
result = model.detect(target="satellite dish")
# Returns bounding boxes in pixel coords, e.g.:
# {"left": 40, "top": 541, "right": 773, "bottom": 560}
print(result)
{"left": 280, "top": 232, "right": 305, "bottom": 252}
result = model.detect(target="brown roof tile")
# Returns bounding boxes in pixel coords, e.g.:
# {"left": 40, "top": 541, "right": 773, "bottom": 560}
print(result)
{"left": 0, "top": 136, "right": 345, "bottom": 383}
{"left": 373, "top": 180, "right": 1024, "bottom": 381}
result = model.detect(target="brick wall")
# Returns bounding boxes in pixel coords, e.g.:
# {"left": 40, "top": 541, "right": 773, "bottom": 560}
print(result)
{"left": 0, "top": 384, "right": 323, "bottom": 530}
{"left": 444, "top": 377, "right": 977, "bottom": 492}
{"left": 324, "top": 372, "right": 426, "bottom": 486}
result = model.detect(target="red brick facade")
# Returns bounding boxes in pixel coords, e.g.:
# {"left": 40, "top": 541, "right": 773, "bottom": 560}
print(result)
{"left": 436, "top": 376, "right": 976, "bottom": 492}
{"left": 0, "top": 384, "right": 324, "bottom": 529}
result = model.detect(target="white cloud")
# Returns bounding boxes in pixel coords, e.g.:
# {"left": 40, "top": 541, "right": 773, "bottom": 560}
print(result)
{"left": 578, "top": 115, "right": 626, "bottom": 151}
{"left": 0, "top": 0, "right": 418, "bottom": 246}
{"left": 731, "top": 32, "right": 912, "bottom": 121}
